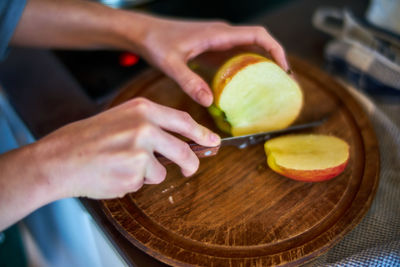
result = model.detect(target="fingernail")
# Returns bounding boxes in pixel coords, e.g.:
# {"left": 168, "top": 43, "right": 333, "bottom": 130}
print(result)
{"left": 196, "top": 89, "right": 213, "bottom": 106}
{"left": 210, "top": 133, "right": 221, "bottom": 145}
{"left": 282, "top": 56, "right": 290, "bottom": 71}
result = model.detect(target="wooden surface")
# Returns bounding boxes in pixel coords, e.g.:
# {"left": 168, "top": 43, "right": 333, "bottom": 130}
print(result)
{"left": 100, "top": 56, "right": 379, "bottom": 266}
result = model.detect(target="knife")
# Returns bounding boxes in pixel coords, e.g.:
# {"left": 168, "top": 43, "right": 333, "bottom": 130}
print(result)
{"left": 156, "top": 118, "right": 326, "bottom": 166}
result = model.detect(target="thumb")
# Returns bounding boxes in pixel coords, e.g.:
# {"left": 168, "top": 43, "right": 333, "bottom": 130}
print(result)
{"left": 167, "top": 61, "right": 214, "bottom": 107}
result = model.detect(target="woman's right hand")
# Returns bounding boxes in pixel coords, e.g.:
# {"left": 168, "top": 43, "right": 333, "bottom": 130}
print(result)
{"left": 34, "top": 97, "right": 220, "bottom": 199}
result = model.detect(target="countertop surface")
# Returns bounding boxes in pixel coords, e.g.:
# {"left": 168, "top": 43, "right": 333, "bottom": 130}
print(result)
{"left": 0, "top": 0, "right": 377, "bottom": 266}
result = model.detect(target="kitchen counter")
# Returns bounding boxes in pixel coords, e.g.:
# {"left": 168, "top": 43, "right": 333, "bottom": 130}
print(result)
{"left": 0, "top": 0, "right": 371, "bottom": 266}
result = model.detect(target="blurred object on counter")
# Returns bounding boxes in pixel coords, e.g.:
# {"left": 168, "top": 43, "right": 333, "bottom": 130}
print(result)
{"left": 313, "top": 7, "right": 400, "bottom": 97}
{"left": 366, "top": 0, "right": 400, "bottom": 35}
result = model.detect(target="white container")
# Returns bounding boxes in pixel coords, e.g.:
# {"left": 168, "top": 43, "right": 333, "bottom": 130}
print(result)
{"left": 366, "top": 0, "right": 400, "bottom": 35}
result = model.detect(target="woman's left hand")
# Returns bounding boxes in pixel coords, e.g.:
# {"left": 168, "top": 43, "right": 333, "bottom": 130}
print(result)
{"left": 133, "top": 15, "right": 289, "bottom": 107}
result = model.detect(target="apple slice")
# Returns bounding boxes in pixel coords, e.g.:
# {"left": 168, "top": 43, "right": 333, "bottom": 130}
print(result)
{"left": 264, "top": 134, "right": 350, "bottom": 182}
{"left": 210, "top": 53, "right": 303, "bottom": 136}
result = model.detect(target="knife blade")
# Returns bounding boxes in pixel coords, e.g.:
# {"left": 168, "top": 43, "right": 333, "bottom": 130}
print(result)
{"left": 156, "top": 118, "right": 326, "bottom": 166}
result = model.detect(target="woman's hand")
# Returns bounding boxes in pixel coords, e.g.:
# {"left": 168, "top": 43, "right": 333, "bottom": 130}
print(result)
{"left": 12, "top": 0, "right": 288, "bottom": 107}
{"left": 34, "top": 98, "right": 220, "bottom": 199}
{"left": 134, "top": 16, "right": 289, "bottom": 107}
{"left": 0, "top": 98, "right": 220, "bottom": 230}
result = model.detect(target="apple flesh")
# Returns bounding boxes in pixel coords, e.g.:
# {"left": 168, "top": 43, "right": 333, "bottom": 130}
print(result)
{"left": 210, "top": 53, "right": 303, "bottom": 136}
{"left": 264, "top": 134, "right": 350, "bottom": 182}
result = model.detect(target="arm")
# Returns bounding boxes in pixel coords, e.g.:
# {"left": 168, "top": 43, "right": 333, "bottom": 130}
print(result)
{"left": 11, "top": 0, "right": 289, "bottom": 106}
{"left": 0, "top": 98, "right": 220, "bottom": 231}
{"left": 11, "top": 0, "right": 144, "bottom": 51}
{"left": 0, "top": 144, "right": 58, "bottom": 231}
{"left": 1, "top": 0, "right": 288, "bottom": 230}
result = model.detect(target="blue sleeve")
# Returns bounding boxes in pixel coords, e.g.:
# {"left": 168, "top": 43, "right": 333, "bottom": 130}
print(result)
{"left": 0, "top": 0, "right": 27, "bottom": 60}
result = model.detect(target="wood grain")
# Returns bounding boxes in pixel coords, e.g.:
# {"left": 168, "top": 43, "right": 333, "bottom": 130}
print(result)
{"left": 100, "top": 56, "right": 379, "bottom": 266}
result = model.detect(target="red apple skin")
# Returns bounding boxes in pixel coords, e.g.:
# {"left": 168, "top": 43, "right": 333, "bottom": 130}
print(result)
{"left": 265, "top": 134, "right": 350, "bottom": 182}
{"left": 274, "top": 160, "right": 349, "bottom": 182}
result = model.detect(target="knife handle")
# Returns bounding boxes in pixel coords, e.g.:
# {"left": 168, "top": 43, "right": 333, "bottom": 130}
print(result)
{"left": 155, "top": 142, "right": 221, "bottom": 166}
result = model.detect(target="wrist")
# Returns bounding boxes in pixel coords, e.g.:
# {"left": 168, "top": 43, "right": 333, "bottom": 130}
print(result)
{"left": 27, "top": 141, "right": 66, "bottom": 202}
{"left": 108, "top": 10, "right": 156, "bottom": 54}
{"left": 0, "top": 143, "right": 63, "bottom": 230}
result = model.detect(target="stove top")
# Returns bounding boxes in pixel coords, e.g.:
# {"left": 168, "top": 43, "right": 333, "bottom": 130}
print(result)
{"left": 53, "top": 50, "right": 148, "bottom": 101}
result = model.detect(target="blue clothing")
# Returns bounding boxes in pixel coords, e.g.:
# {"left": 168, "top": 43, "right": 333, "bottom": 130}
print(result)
{"left": 0, "top": 0, "right": 26, "bottom": 59}
{"left": 0, "top": 2, "right": 29, "bottom": 265}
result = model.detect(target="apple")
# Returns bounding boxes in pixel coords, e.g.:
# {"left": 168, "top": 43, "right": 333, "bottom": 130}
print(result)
{"left": 264, "top": 134, "right": 350, "bottom": 182}
{"left": 209, "top": 53, "right": 303, "bottom": 136}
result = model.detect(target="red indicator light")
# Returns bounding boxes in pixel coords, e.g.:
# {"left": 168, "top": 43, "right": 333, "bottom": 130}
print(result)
{"left": 119, "top": 52, "right": 139, "bottom": 67}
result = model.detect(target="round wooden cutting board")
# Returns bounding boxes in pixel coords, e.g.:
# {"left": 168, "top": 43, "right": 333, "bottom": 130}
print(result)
{"left": 101, "top": 56, "right": 379, "bottom": 266}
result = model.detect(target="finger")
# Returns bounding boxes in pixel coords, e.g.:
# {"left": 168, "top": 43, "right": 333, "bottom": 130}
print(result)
{"left": 165, "top": 59, "right": 214, "bottom": 107}
{"left": 197, "top": 25, "right": 289, "bottom": 71}
{"left": 144, "top": 154, "right": 167, "bottom": 184}
{"left": 121, "top": 150, "right": 148, "bottom": 193}
{"left": 135, "top": 99, "right": 220, "bottom": 147}
{"left": 252, "top": 27, "right": 289, "bottom": 71}
{"left": 140, "top": 125, "right": 200, "bottom": 177}
{"left": 226, "top": 26, "right": 289, "bottom": 71}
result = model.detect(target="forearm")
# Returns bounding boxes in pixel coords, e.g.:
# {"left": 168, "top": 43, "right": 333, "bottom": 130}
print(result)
{"left": 0, "top": 143, "right": 60, "bottom": 231}
{"left": 10, "top": 0, "right": 148, "bottom": 51}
